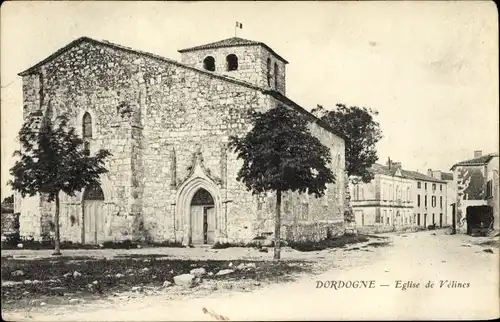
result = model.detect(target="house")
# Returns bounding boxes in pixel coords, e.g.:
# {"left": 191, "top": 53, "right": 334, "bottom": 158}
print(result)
{"left": 450, "top": 150, "right": 499, "bottom": 234}
{"left": 404, "top": 168, "right": 448, "bottom": 228}
{"left": 350, "top": 158, "right": 448, "bottom": 232}
{"left": 14, "top": 36, "right": 346, "bottom": 245}
{"left": 350, "top": 160, "right": 414, "bottom": 232}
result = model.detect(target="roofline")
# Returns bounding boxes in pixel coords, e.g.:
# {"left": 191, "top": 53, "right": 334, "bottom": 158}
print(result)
{"left": 178, "top": 42, "right": 289, "bottom": 64}
{"left": 449, "top": 154, "right": 498, "bottom": 171}
{"left": 263, "top": 90, "right": 347, "bottom": 141}
{"left": 17, "top": 37, "right": 265, "bottom": 92}
{"left": 18, "top": 37, "right": 342, "bottom": 140}
{"left": 372, "top": 164, "right": 447, "bottom": 183}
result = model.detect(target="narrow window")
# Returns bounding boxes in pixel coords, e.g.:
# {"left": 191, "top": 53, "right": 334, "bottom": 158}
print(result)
{"left": 417, "top": 182, "right": 421, "bottom": 189}
{"left": 425, "top": 183, "right": 427, "bottom": 190}
{"left": 84, "top": 141, "right": 90, "bottom": 156}
{"left": 274, "top": 62, "right": 279, "bottom": 89}
{"left": 267, "top": 58, "right": 271, "bottom": 86}
{"left": 417, "top": 195, "right": 420, "bottom": 207}
{"left": 203, "top": 56, "right": 215, "bottom": 71}
{"left": 424, "top": 195, "right": 427, "bottom": 207}
{"left": 440, "top": 196, "right": 443, "bottom": 208}
{"left": 83, "top": 112, "right": 92, "bottom": 139}
{"left": 226, "top": 54, "right": 238, "bottom": 71}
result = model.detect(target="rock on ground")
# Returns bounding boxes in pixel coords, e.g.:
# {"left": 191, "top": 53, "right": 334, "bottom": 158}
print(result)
{"left": 216, "top": 269, "right": 235, "bottom": 276}
{"left": 189, "top": 267, "right": 207, "bottom": 277}
{"left": 173, "top": 274, "right": 198, "bottom": 288}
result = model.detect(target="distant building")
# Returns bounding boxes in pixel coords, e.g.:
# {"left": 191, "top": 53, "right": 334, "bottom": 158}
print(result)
{"left": 350, "top": 158, "right": 448, "bottom": 232}
{"left": 450, "top": 150, "right": 499, "bottom": 234}
{"left": 405, "top": 169, "right": 449, "bottom": 228}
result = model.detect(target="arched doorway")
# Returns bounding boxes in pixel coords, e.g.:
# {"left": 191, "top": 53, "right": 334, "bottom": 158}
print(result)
{"left": 83, "top": 183, "right": 105, "bottom": 244}
{"left": 190, "top": 188, "right": 215, "bottom": 245}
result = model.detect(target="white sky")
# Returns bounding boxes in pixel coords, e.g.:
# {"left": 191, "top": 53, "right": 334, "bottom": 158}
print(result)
{"left": 1, "top": 1, "right": 498, "bottom": 199}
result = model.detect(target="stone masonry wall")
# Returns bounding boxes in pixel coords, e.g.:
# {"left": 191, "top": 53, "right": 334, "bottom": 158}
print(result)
{"left": 18, "top": 38, "right": 343, "bottom": 244}
{"left": 180, "top": 45, "right": 286, "bottom": 94}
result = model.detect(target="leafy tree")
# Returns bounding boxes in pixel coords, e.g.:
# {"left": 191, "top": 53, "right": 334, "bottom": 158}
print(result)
{"left": 9, "top": 109, "right": 111, "bottom": 255}
{"left": 1, "top": 195, "right": 14, "bottom": 214}
{"left": 229, "top": 105, "right": 335, "bottom": 260}
{"left": 2, "top": 195, "right": 14, "bottom": 205}
{"left": 312, "top": 104, "right": 382, "bottom": 183}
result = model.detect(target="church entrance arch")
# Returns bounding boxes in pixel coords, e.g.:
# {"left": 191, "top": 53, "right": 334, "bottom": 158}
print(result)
{"left": 175, "top": 176, "right": 221, "bottom": 246}
{"left": 83, "top": 183, "right": 105, "bottom": 244}
{"left": 190, "top": 188, "right": 215, "bottom": 244}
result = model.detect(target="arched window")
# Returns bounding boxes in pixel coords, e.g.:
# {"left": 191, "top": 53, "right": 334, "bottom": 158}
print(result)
{"left": 226, "top": 54, "right": 238, "bottom": 71}
{"left": 203, "top": 56, "right": 215, "bottom": 72}
{"left": 274, "top": 62, "right": 279, "bottom": 89}
{"left": 83, "top": 112, "right": 92, "bottom": 139}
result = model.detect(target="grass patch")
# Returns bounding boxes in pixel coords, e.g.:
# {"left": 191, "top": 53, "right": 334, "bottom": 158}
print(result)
{"left": 366, "top": 241, "right": 391, "bottom": 248}
{"left": 287, "top": 234, "right": 369, "bottom": 252}
{"left": 1, "top": 255, "right": 311, "bottom": 308}
{"left": 477, "top": 240, "right": 499, "bottom": 248}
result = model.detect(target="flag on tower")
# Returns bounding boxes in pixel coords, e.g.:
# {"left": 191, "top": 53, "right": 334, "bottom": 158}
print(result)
{"left": 236, "top": 21, "right": 243, "bottom": 29}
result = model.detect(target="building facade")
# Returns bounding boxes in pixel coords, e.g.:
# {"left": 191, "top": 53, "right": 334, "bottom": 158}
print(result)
{"left": 450, "top": 151, "right": 499, "bottom": 233}
{"left": 14, "top": 36, "right": 346, "bottom": 246}
{"left": 350, "top": 161, "right": 414, "bottom": 232}
{"left": 405, "top": 169, "right": 448, "bottom": 228}
{"left": 350, "top": 159, "right": 448, "bottom": 232}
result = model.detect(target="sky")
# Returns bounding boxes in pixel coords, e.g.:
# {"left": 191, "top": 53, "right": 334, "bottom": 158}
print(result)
{"left": 1, "top": 1, "right": 498, "bottom": 199}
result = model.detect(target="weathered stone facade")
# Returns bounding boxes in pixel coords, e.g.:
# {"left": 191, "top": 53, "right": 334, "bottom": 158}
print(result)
{"left": 451, "top": 152, "right": 499, "bottom": 233}
{"left": 15, "top": 36, "right": 345, "bottom": 245}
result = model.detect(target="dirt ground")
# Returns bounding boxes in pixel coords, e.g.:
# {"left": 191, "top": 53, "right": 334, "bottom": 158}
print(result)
{"left": 2, "top": 230, "right": 499, "bottom": 321}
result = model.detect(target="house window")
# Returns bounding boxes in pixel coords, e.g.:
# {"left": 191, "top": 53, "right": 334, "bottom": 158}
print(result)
{"left": 417, "top": 194, "right": 420, "bottom": 207}
{"left": 432, "top": 183, "right": 436, "bottom": 191}
{"left": 424, "top": 195, "right": 427, "bottom": 207}
{"left": 83, "top": 112, "right": 92, "bottom": 139}
{"left": 226, "top": 54, "right": 238, "bottom": 71}
{"left": 440, "top": 184, "right": 443, "bottom": 191}
{"left": 417, "top": 182, "right": 421, "bottom": 189}
{"left": 440, "top": 196, "right": 443, "bottom": 208}
{"left": 486, "top": 180, "right": 493, "bottom": 199}
{"left": 431, "top": 196, "right": 436, "bottom": 208}
{"left": 274, "top": 62, "right": 279, "bottom": 89}
{"left": 203, "top": 56, "right": 215, "bottom": 71}
{"left": 432, "top": 214, "right": 435, "bottom": 225}
{"left": 383, "top": 210, "right": 387, "bottom": 225}
{"left": 425, "top": 183, "right": 427, "bottom": 190}
{"left": 375, "top": 212, "right": 381, "bottom": 223}
{"left": 267, "top": 58, "right": 271, "bottom": 86}
{"left": 417, "top": 213, "right": 421, "bottom": 226}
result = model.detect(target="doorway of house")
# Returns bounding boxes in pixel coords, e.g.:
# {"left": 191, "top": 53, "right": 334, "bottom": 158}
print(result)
{"left": 83, "top": 183, "right": 105, "bottom": 244}
{"left": 190, "top": 188, "right": 215, "bottom": 245}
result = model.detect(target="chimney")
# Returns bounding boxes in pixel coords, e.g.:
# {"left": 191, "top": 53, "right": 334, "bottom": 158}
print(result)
{"left": 427, "top": 168, "right": 433, "bottom": 177}
{"left": 387, "top": 157, "right": 392, "bottom": 169}
{"left": 474, "top": 150, "right": 482, "bottom": 158}
{"left": 432, "top": 170, "right": 442, "bottom": 180}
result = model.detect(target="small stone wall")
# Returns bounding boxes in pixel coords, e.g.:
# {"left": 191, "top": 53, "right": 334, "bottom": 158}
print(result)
{"left": 1, "top": 212, "right": 19, "bottom": 236}
{"left": 283, "top": 221, "right": 344, "bottom": 242}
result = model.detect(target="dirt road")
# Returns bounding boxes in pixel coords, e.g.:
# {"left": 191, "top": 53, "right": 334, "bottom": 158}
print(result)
{"left": 3, "top": 230, "right": 499, "bottom": 321}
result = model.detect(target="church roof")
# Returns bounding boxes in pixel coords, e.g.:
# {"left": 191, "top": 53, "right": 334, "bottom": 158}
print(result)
{"left": 450, "top": 153, "right": 498, "bottom": 170}
{"left": 18, "top": 36, "right": 341, "bottom": 139}
{"left": 178, "top": 37, "right": 289, "bottom": 64}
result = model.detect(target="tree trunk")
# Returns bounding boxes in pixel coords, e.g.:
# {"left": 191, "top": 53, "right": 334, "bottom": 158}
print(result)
{"left": 53, "top": 193, "right": 62, "bottom": 256}
{"left": 274, "top": 189, "right": 282, "bottom": 260}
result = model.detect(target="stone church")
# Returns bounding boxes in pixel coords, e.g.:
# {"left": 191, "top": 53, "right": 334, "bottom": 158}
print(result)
{"left": 15, "top": 36, "right": 346, "bottom": 245}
